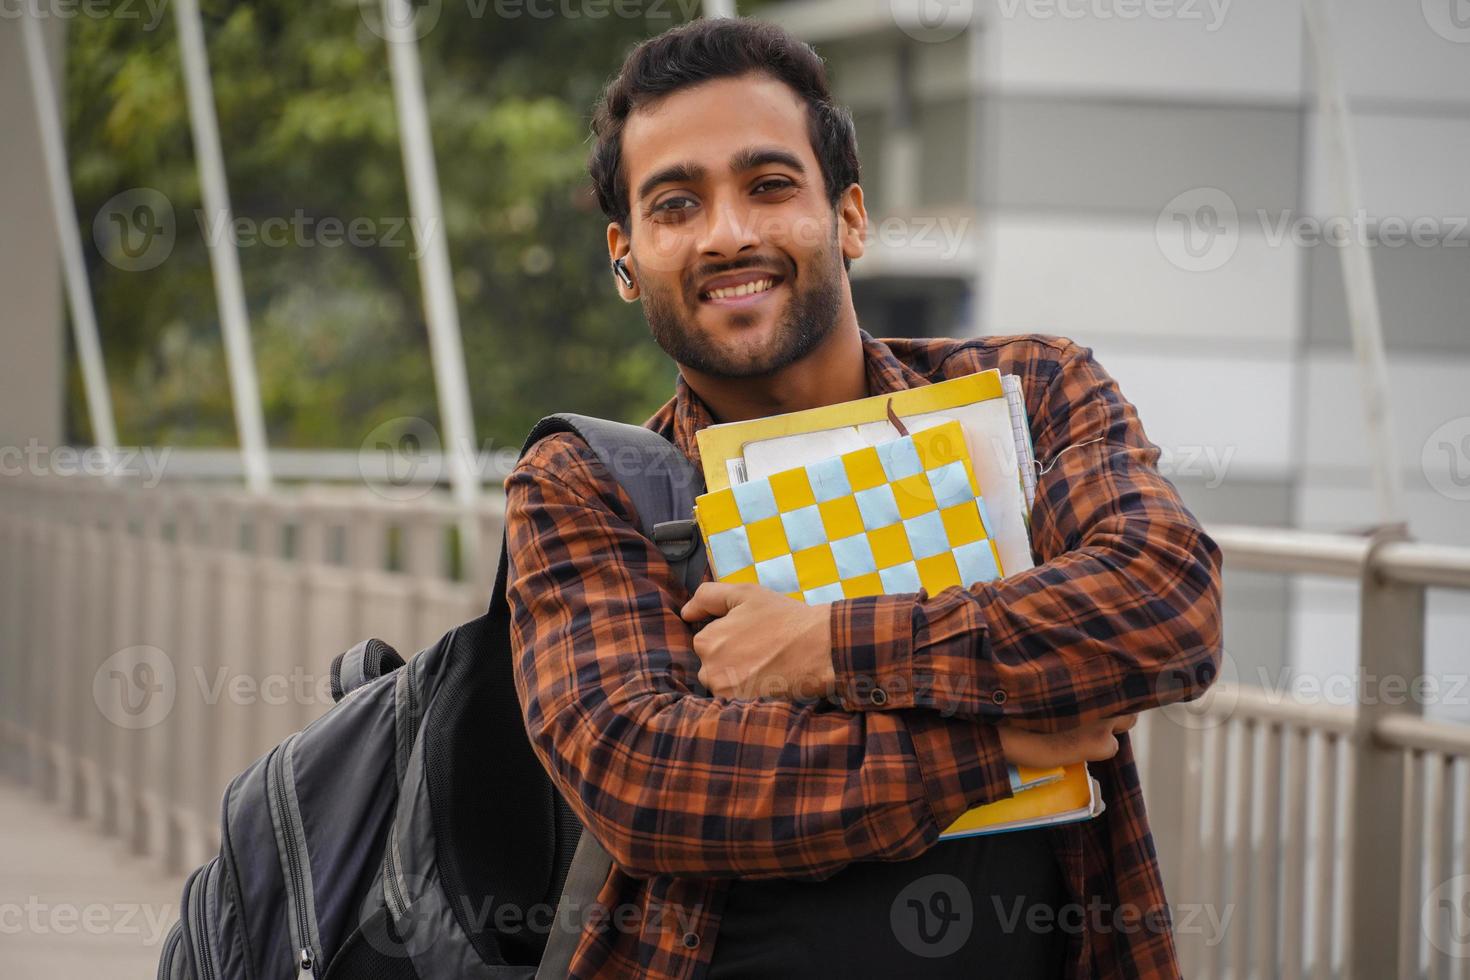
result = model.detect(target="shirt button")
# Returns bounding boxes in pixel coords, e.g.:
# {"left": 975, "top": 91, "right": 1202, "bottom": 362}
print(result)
{"left": 869, "top": 687, "right": 889, "bottom": 706}
{"left": 682, "top": 931, "right": 701, "bottom": 949}
{"left": 991, "top": 689, "right": 1008, "bottom": 705}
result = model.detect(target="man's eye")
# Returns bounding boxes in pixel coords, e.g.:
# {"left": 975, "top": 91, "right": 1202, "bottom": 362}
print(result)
{"left": 653, "top": 196, "right": 695, "bottom": 215}
{"left": 755, "top": 179, "right": 793, "bottom": 193}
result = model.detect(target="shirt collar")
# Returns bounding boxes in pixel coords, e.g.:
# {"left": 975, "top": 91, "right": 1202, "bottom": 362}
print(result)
{"left": 670, "top": 329, "right": 930, "bottom": 479}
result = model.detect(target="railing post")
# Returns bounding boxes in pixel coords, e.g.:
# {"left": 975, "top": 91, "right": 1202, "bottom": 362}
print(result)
{"left": 1345, "top": 524, "right": 1424, "bottom": 979}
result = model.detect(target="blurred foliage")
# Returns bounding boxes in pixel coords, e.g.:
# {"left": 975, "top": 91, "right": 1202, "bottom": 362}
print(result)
{"left": 65, "top": 0, "right": 703, "bottom": 452}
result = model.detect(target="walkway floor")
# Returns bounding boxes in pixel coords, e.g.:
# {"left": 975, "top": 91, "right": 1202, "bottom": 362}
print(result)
{"left": 0, "top": 778, "right": 186, "bottom": 979}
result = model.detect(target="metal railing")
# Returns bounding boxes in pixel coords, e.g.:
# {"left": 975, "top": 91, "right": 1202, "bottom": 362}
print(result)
{"left": 1138, "top": 524, "right": 1470, "bottom": 980}
{"left": 2, "top": 477, "right": 1468, "bottom": 979}
{"left": 0, "top": 474, "right": 502, "bottom": 872}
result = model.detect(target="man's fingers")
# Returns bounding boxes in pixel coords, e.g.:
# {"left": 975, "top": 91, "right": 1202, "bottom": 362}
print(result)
{"left": 1089, "top": 733, "right": 1120, "bottom": 762}
{"left": 681, "top": 582, "right": 740, "bottom": 621}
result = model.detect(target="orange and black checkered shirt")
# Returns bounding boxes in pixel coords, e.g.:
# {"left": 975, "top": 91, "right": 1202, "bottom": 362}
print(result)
{"left": 504, "top": 330, "right": 1223, "bottom": 978}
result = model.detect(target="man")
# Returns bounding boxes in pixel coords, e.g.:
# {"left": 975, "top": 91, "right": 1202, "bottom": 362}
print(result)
{"left": 503, "top": 17, "right": 1222, "bottom": 979}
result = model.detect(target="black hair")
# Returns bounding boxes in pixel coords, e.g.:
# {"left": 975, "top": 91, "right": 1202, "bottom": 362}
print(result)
{"left": 588, "top": 18, "right": 860, "bottom": 269}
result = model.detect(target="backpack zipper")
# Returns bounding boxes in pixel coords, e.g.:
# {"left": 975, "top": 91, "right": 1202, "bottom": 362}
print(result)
{"left": 382, "top": 830, "right": 410, "bottom": 922}
{"left": 185, "top": 862, "right": 219, "bottom": 980}
{"left": 267, "top": 735, "right": 321, "bottom": 977}
{"left": 156, "top": 917, "right": 184, "bottom": 979}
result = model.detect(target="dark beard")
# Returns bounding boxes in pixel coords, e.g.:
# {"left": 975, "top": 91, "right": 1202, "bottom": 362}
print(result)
{"left": 640, "top": 226, "right": 844, "bottom": 380}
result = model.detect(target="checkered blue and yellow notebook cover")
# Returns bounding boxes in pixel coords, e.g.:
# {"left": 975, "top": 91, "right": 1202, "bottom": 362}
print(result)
{"left": 691, "top": 417, "right": 1104, "bottom": 839}
{"left": 692, "top": 419, "right": 1005, "bottom": 600}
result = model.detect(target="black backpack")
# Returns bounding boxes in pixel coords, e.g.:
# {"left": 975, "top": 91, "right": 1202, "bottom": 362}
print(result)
{"left": 157, "top": 414, "right": 707, "bottom": 980}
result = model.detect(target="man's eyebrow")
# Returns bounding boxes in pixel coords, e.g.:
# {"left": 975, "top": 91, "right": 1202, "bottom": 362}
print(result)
{"left": 635, "top": 146, "right": 807, "bottom": 203}
{"left": 636, "top": 161, "right": 707, "bottom": 204}
{"left": 728, "top": 146, "right": 806, "bottom": 178}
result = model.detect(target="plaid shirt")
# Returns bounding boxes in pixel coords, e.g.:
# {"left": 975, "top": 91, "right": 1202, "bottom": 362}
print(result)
{"left": 504, "top": 330, "right": 1223, "bottom": 979}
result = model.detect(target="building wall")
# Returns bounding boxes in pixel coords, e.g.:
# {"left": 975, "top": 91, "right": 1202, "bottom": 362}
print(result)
{"left": 773, "top": 0, "right": 1470, "bottom": 717}
{"left": 0, "top": 18, "right": 67, "bottom": 454}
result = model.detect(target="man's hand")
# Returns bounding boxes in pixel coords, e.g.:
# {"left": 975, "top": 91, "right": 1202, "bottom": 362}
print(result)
{"left": 997, "top": 714, "right": 1138, "bottom": 768}
{"left": 680, "top": 582, "right": 834, "bottom": 700}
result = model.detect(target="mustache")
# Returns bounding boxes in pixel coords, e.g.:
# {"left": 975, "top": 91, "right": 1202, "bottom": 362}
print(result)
{"left": 689, "top": 258, "right": 791, "bottom": 293}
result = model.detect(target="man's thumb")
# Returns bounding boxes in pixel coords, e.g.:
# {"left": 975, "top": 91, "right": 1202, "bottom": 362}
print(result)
{"left": 681, "top": 582, "right": 735, "bottom": 621}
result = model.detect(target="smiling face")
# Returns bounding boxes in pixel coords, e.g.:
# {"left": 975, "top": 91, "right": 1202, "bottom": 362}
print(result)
{"left": 608, "top": 72, "right": 866, "bottom": 380}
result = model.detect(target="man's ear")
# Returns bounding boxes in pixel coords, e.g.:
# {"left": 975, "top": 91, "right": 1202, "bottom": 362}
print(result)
{"left": 837, "top": 184, "right": 867, "bottom": 265}
{"left": 606, "top": 222, "right": 638, "bottom": 302}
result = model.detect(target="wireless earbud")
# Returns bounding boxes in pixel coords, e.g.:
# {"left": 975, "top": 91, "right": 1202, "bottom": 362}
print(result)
{"left": 612, "top": 257, "right": 634, "bottom": 288}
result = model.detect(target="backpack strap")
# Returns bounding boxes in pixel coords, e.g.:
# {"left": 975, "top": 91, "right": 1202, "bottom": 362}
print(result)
{"left": 329, "top": 638, "right": 406, "bottom": 703}
{"left": 495, "top": 413, "right": 707, "bottom": 979}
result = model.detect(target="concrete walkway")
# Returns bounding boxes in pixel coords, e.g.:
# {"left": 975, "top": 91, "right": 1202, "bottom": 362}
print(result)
{"left": 0, "top": 779, "right": 186, "bottom": 979}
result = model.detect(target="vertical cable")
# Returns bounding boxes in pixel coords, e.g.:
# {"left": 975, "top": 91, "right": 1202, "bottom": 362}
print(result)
{"left": 173, "top": 0, "right": 273, "bottom": 493}
{"left": 20, "top": 14, "right": 119, "bottom": 461}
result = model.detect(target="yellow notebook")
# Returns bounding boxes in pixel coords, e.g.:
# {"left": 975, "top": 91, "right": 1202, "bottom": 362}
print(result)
{"left": 691, "top": 417, "right": 1103, "bottom": 839}
{"left": 942, "top": 764, "right": 1103, "bottom": 839}
{"left": 693, "top": 420, "right": 1003, "bottom": 600}
{"left": 695, "top": 369, "right": 1036, "bottom": 576}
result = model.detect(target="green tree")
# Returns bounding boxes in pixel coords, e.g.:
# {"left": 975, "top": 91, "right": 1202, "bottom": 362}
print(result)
{"left": 67, "top": 0, "right": 699, "bottom": 455}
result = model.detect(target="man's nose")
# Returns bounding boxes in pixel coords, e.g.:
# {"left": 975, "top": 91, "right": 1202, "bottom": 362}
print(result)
{"left": 697, "top": 194, "right": 761, "bottom": 259}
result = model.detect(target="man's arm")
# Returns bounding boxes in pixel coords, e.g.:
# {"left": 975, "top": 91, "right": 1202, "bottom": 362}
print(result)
{"left": 826, "top": 340, "right": 1224, "bottom": 729}
{"left": 503, "top": 433, "right": 1015, "bottom": 881}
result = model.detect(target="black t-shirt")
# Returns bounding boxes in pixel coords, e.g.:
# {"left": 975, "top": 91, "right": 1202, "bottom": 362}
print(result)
{"left": 706, "top": 827, "right": 1070, "bottom": 978}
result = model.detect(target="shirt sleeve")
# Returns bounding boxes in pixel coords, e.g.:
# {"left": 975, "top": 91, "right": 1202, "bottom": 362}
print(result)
{"left": 828, "top": 341, "right": 1224, "bottom": 728}
{"left": 503, "top": 432, "right": 1015, "bottom": 881}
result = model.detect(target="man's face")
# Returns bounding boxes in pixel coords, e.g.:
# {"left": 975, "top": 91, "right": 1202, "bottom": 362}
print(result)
{"left": 611, "top": 72, "right": 864, "bottom": 379}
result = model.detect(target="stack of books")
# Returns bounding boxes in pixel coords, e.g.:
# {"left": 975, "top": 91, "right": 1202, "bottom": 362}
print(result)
{"left": 691, "top": 368, "right": 1104, "bottom": 840}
